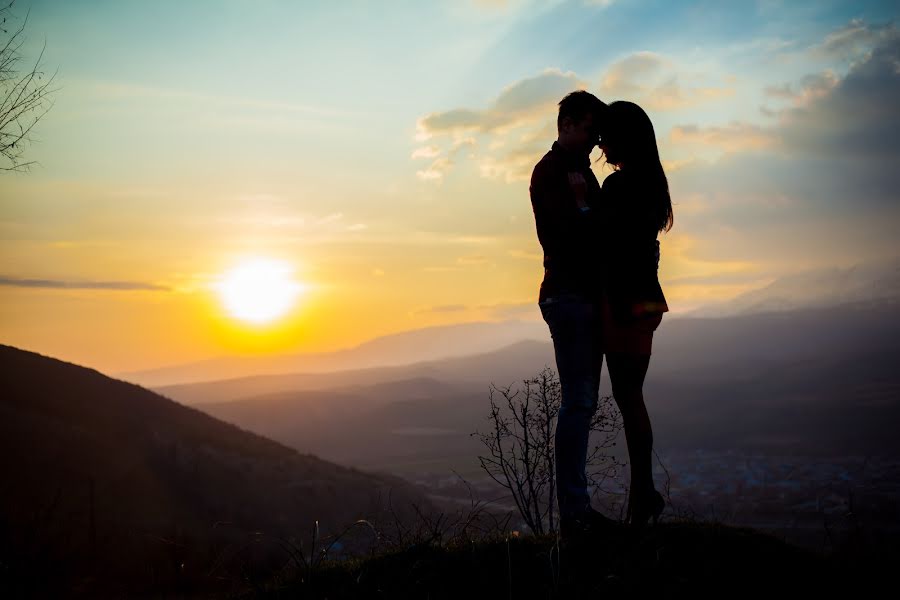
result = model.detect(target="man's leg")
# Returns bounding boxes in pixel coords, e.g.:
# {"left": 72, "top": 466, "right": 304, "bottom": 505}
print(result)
{"left": 540, "top": 295, "right": 602, "bottom": 518}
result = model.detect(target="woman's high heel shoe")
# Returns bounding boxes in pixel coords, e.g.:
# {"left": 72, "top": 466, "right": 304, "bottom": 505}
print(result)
{"left": 625, "top": 488, "right": 665, "bottom": 531}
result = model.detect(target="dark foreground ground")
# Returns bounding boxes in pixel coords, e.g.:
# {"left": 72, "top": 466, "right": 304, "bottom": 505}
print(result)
{"left": 244, "top": 522, "right": 894, "bottom": 599}
{"left": 8, "top": 519, "right": 893, "bottom": 599}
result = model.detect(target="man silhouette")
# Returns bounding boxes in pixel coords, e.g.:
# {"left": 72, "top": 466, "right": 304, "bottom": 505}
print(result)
{"left": 529, "top": 90, "right": 617, "bottom": 537}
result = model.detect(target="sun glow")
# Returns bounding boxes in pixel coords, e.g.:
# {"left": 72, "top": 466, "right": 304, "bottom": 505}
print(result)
{"left": 213, "top": 258, "right": 306, "bottom": 324}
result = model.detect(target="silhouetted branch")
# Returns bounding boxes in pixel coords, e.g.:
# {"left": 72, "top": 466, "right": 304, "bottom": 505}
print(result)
{"left": 473, "top": 366, "right": 623, "bottom": 534}
{"left": 0, "top": 0, "right": 59, "bottom": 172}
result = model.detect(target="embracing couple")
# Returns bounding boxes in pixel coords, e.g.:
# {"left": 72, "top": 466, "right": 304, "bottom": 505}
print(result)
{"left": 530, "top": 91, "right": 673, "bottom": 539}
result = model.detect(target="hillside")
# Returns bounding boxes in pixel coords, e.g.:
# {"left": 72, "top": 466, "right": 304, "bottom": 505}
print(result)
{"left": 0, "top": 343, "right": 431, "bottom": 596}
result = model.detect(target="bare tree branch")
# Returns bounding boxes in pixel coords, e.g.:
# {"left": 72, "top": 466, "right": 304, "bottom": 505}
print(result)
{"left": 0, "top": 0, "right": 59, "bottom": 173}
{"left": 473, "top": 366, "right": 624, "bottom": 535}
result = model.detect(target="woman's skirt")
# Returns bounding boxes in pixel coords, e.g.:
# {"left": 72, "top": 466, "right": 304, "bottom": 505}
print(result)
{"left": 598, "top": 289, "right": 663, "bottom": 355}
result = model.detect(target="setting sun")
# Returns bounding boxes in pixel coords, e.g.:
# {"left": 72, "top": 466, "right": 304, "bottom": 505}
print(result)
{"left": 212, "top": 258, "right": 306, "bottom": 324}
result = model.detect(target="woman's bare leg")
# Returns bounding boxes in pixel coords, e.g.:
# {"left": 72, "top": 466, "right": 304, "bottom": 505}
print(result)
{"left": 606, "top": 352, "right": 654, "bottom": 496}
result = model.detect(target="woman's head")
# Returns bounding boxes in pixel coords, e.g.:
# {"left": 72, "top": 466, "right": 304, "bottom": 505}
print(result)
{"left": 599, "top": 101, "right": 674, "bottom": 233}
{"left": 600, "top": 100, "right": 659, "bottom": 168}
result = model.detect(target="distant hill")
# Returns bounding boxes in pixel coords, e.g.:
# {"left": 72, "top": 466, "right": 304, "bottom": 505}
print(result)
{"left": 684, "top": 257, "right": 900, "bottom": 318}
{"left": 152, "top": 342, "right": 553, "bottom": 407}
{"left": 157, "top": 296, "right": 900, "bottom": 406}
{"left": 0, "top": 344, "right": 431, "bottom": 592}
{"left": 114, "top": 319, "right": 547, "bottom": 387}
{"left": 155, "top": 298, "right": 900, "bottom": 473}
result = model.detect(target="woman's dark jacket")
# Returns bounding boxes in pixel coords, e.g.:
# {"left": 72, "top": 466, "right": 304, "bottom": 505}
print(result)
{"left": 529, "top": 143, "right": 668, "bottom": 321}
{"left": 598, "top": 169, "right": 669, "bottom": 322}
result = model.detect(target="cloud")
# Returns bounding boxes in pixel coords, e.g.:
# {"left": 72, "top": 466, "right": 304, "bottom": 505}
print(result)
{"left": 414, "top": 138, "right": 477, "bottom": 181}
{"left": 670, "top": 122, "right": 776, "bottom": 152}
{"left": 411, "top": 145, "right": 441, "bottom": 159}
{"left": 214, "top": 199, "right": 342, "bottom": 231}
{"left": 316, "top": 212, "right": 344, "bottom": 225}
{"left": 598, "top": 51, "right": 734, "bottom": 111}
{"left": 408, "top": 299, "right": 538, "bottom": 320}
{"left": 600, "top": 52, "right": 669, "bottom": 91}
{"left": 651, "top": 23, "right": 900, "bottom": 300}
{"left": 213, "top": 214, "right": 308, "bottom": 228}
{"left": 478, "top": 142, "right": 550, "bottom": 182}
{"left": 665, "top": 272, "right": 773, "bottom": 286}
{"left": 764, "top": 71, "right": 839, "bottom": 106}
{"left": 420, "top": 254, "right": 493, "bottom": 273}
{"left": 507, "top": 249, "right": 542, "bottom": 261}
{"left": 661, "top": 158, "right": 695, "bottom": 173}
{"left": 778, "top": 30, "right": 900, "bottom": 160}
{"left": 416, "top": 109, "right": 487, "bottom": 138}
{"left": 411, "top": 304, "right": 469, "bottom": 315}
{"left": 212, "top": 208, "right": 368, "bottom": 242}
{"left": 415, "top": 68, "right": 584, "bottom": 139}
{"left": 0, "top": 276, "right": 170, "bottom": 291}
{"left": 457, "top": 255, "right": 490, "bottom": 265}
{"left": 450, "top": 137, "right": 477, "bottom": 154}
{"left": 409, "top": 49, "right": 729, "bottom": 185}
{"left": 416, "top": 156, "right": 454, "bottom": 181}
{"left": 815, "top": 19, "right": 897, "bottom": 60}
{"left": 677, "top": 26, "right": 899, "bottom": 161}
{"left": 477, "top": 300, "right": 538, "bottom": 319}
{"left": 422, "top": 266, "right": 463, "bottom": 272}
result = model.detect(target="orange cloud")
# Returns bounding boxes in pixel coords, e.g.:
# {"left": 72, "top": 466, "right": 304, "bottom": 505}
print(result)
{"left": 670, "top": 122, "right": 776, "bottom": 152}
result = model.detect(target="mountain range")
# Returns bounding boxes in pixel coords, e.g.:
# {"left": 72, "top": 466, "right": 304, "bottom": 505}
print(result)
{"left": 148, "top": 297, "right": 900, "bottom": 479}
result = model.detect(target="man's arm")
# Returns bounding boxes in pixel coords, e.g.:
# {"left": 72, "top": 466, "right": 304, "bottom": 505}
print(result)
{"left": 529, "top": 161, "right": 567, "bottom": 261}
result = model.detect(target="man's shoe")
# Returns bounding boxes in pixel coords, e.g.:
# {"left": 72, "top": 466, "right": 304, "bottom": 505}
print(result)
{"left": 559, "top": 507, "right": 622, "bottom": 539}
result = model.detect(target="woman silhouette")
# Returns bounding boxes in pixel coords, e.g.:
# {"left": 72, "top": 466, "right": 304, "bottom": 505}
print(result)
{"left": 597, "top": 100, "right": 673, "bottom": 530}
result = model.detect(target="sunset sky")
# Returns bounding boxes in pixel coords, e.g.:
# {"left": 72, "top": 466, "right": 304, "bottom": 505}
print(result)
{"left": 2, "top": 0, "right": 899, "bottom": 373}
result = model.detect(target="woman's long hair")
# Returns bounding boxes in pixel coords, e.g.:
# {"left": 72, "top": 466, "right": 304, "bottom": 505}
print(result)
{"left": 601, "top": 101, "right": 674, "bottom": 234}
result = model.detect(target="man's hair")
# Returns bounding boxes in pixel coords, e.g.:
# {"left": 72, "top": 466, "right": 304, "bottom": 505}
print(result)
{"left": 557, "top": 90, "right": 605, "bottom": 130}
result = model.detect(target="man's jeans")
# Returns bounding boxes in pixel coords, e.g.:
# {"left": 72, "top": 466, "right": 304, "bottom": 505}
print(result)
{"left": 539, "top": 293, "right": 602, "bottom": 518}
